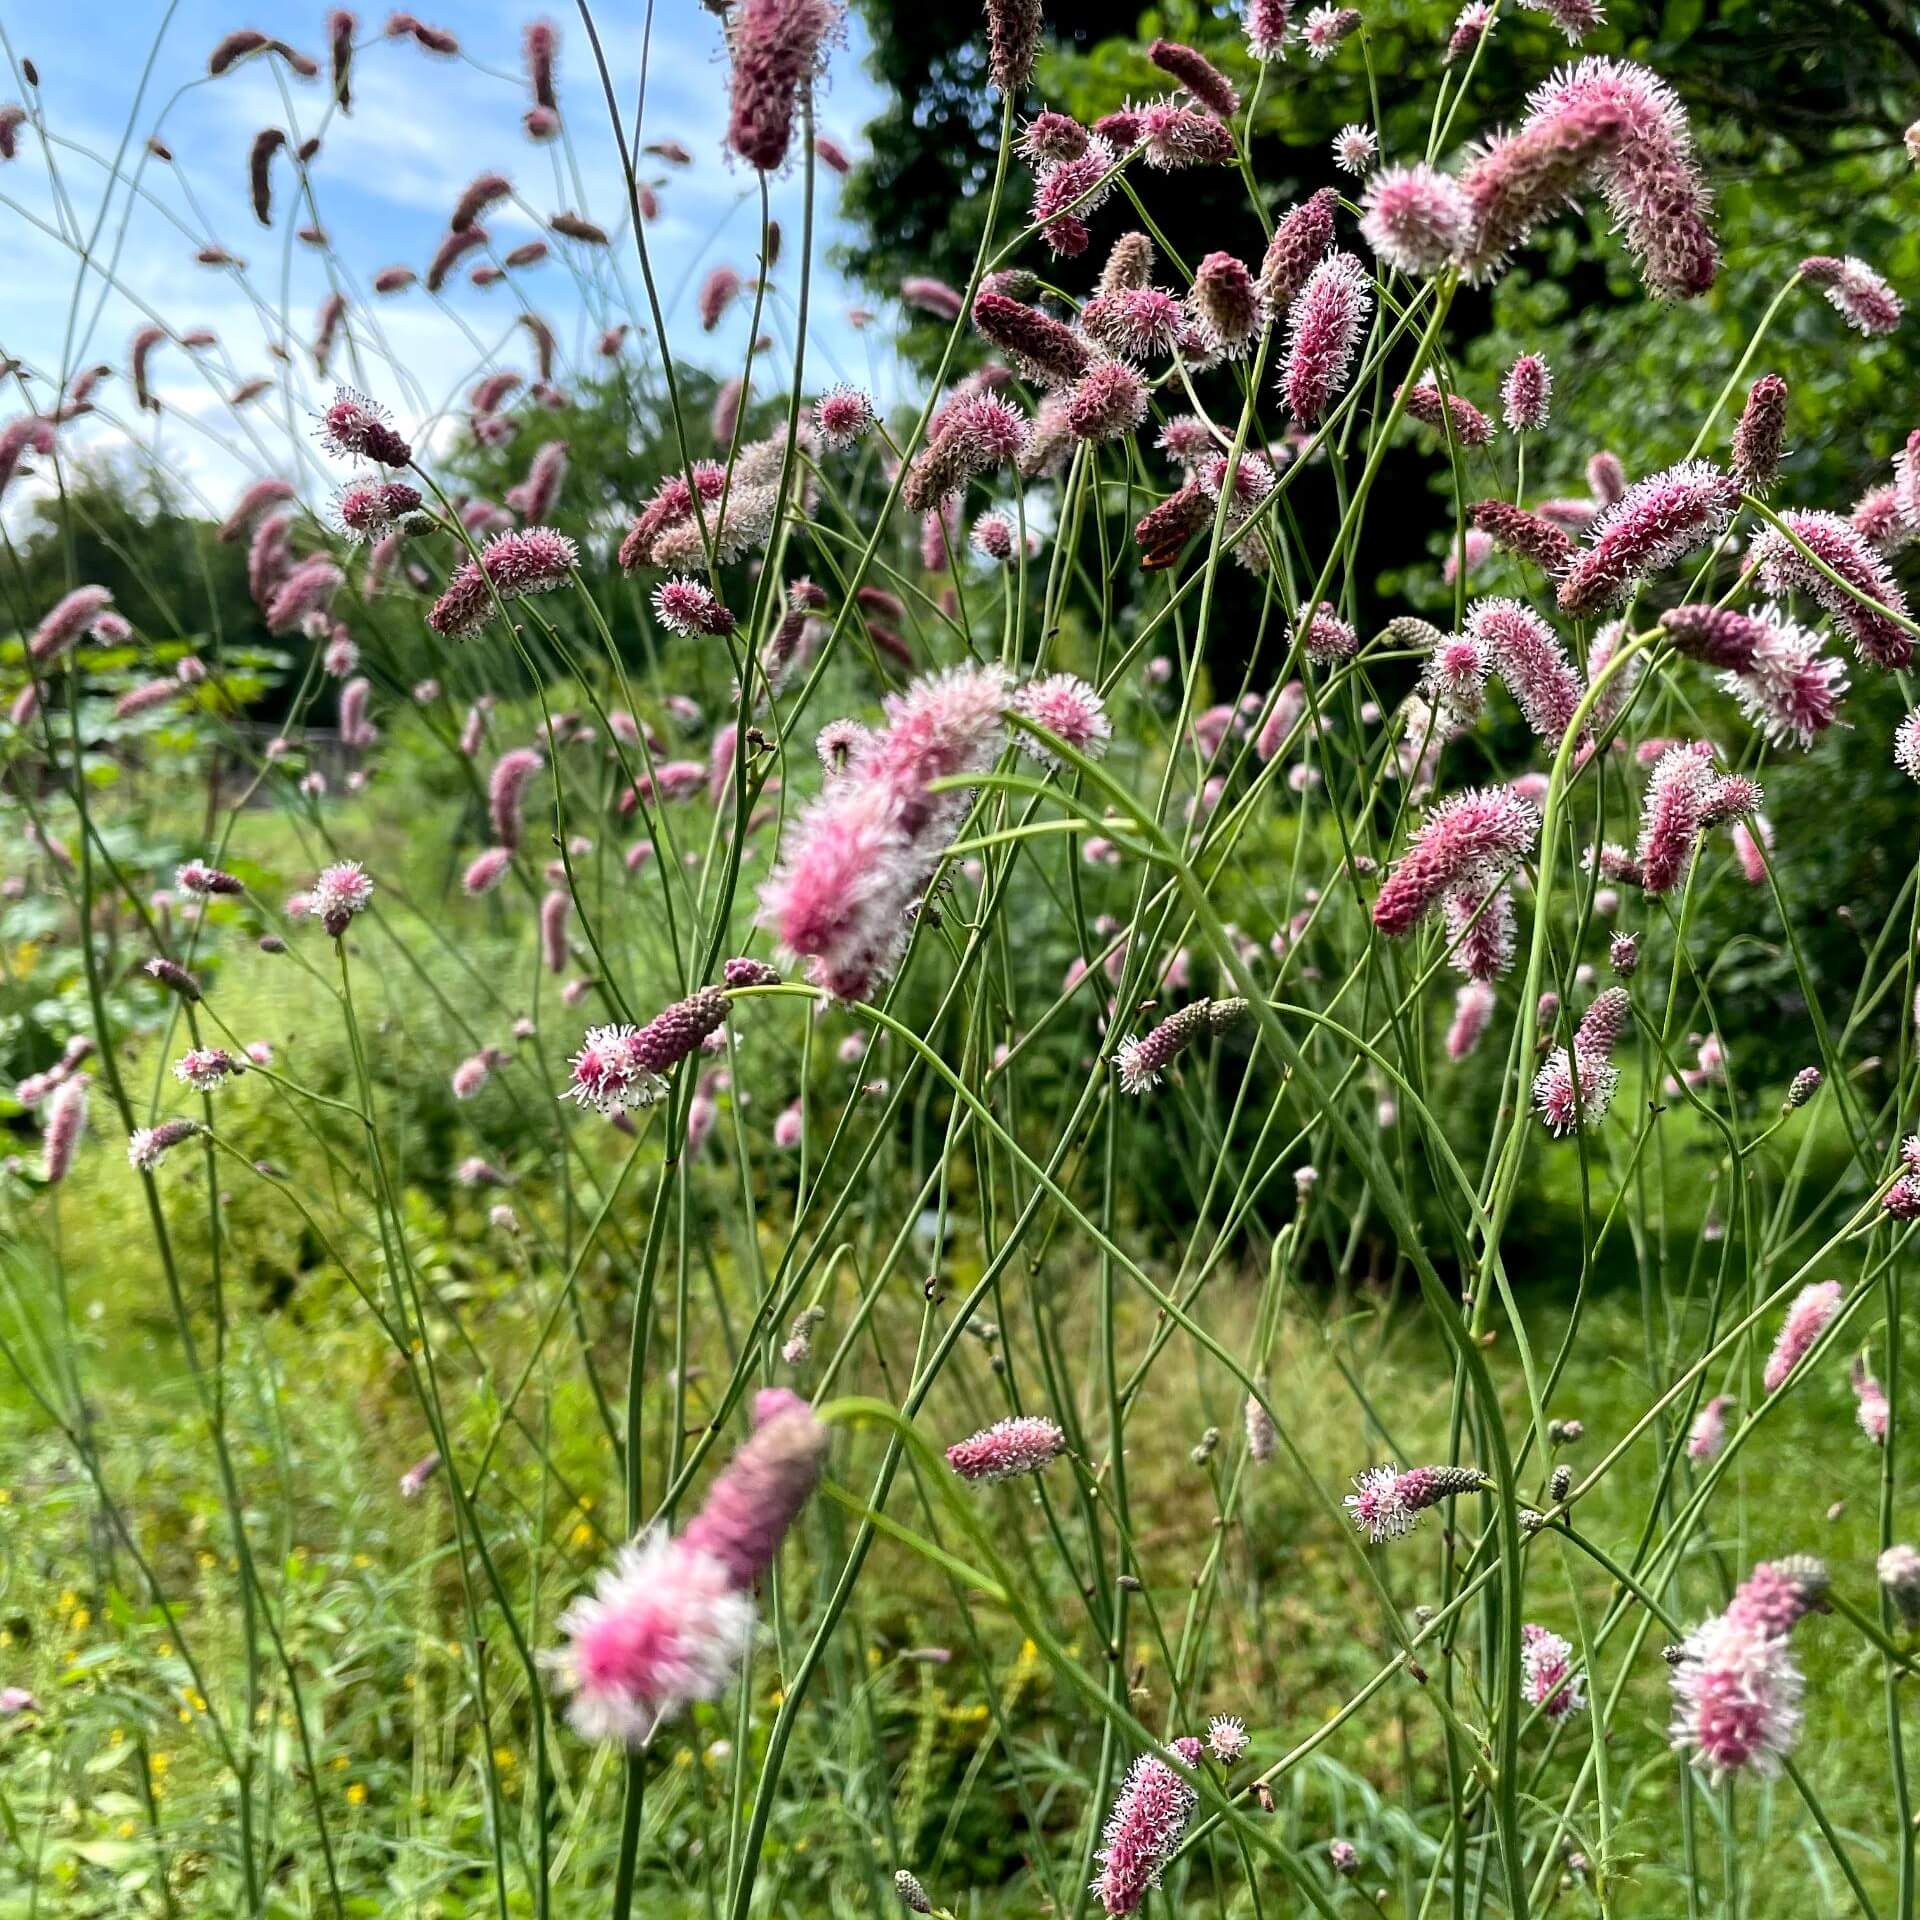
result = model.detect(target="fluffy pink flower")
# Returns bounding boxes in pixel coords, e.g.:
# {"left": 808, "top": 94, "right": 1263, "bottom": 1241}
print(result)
{"left": 1522, "top": 1623, "right": 1585, "bottom": 1719}
{"left": 1517, "top": 0, "right": 1603, "bottom": 40}
{"left": 29, "top": 585, "right": 115, "bottom": 664}
{"left": 318, "top": 386, "right": 412, "bottom": 466}
{"left": 1558, "top": 460, "right": 1738, "bottom": 615}
{"left": 464, "top": 846, "right": 512, "bottom": 894}
{"left": 1468, "top": 597, "right": 1579, "bottom": 741}
{"left": 1302, "top": 5, "right": 1362, "bottom": 58}
{"left": 1456, "top": 92, "right": 1627, "bottom": 279}
{"left": 174, "top": 1046, "right": 242, "bottom": 1092}
{"left": 1139, "top": 100, "right": 1235, "bottom": 169}
{"left": 1281, "top": 252, "right": 1371, "bottom": 425}
{"left": 1065, "top": 361, "right": 1148, "bottom": 443}
{"left": 1015, "top": 673, "right": 1111, "bottom": 764}
{"left": 698, "top": 265, "right": 742, "bottom": 332}
{"left": 726, "top": 0, "right": 841, "bottom": 173}
{"left": 1372, "top": 787, "right": 1540, "bottom": 936}
{"left": 489, "top": 748, "right": 543, "bottom": 850}
{"left": 1501, "top": 354, "right": 1552, "bottom": 432}
{"left": 1799, "top": 254, "right": 1903, "bottom": 337}
{"left": 902, "top": 275, "right": 965, "bottom": 321}
{"left": 1728, "top": 1557, "right": 1828, "bottom": 1638}
{"left": 1095, "top": 1740, "right": 1202, "bottom": 1915}
{"left": 1470, "top": 499, "right": 1573, "bottom": 574}
{"left": 1445, "top": 882, "right": 1516, "bottom": 981}
{"left": 1763, "top": 1280, "right": 1843, "bottom": 1394}
{"left": 41, "top": 1076, "right": 87, "bottom": 1183}
{"left": 1752, "top": 508, "right": 1913, "bottom": 670}
{"left": 1670, "top": 1613, "right": 1803, "bottom": 1780}
{"left": 946, "top": 1414, "right": 1066, "bottom": 1482}
{"left": 1634, "top": 743, "right": 1752, "bottom": 893}
{"left": 1687, "top": 1393, "right": 1733, "bottom": 1460}
{"left": 652, "top": 576, "right": 736, "bottom": 638}
{"left": 1446, "top": 980, "right": 1497, "bottom": 1060}
{"left": 312, "top": 859, "right": 373, "bottom": 935}
{"left": 1854, "top": 1357, "right": 1890, "bottom": 1445}
{"left": 128, "top": 1117, "right": 198, "bottom": 1172}
{"left": 1717, "top": 607, "right": 1846, "bottom": 748}
{"left": 1533, "top": 987, "right": 1630, "bottom": 1135}
{"left": 814, "top": 384, "right": 876, "bottom": 448}
{"left": 1344, "top": 1462, "right": 1485, "bottom": 1542}
{"left": 1245, "top": 0, "right": 1291, "bottom": 58}
{"left": 1113, "top": 998, "right": 1245, "bottom": 1094}
{"left": 428, "top": 527, "right": 579, "bottom": 637}
{"left": 1526, "top": 59, "right": 1718, "bottom": 298}
{"left": 1148, "top": 37, "right": 1239, "bottom": 117}
{"left": 540, "top": 889, "right": 571, "bottom": 973}
{"left": 547, "top": 1533, "right": 755, "bottom": 1745}
{"left": 1360, "top": 164, "right": 1470, "bottom": 276}
{"left": 679, "top": 1391, "right": 829, "bottom": 1588}
{"left": 1258, "top": 188, "right": 1338, "bottom": 307}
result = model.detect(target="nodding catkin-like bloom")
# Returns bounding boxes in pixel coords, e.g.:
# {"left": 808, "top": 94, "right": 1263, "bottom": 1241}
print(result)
{"left": 1372, "top": 787, "right": 1540, "bottom": 936}
{"left": 1095, "top": 1741, "right": 1202, "bottom": 1916}
{"left": 1246, "top": 0, "right": 1291, "bottom": 59}
{"left": 894, "top": 1869, "right": 934, "bottom": 1915}
{"left": 1799, "top": 254, "right": 1904, "bottom": 337}
{"left": 1635, "top": 744, "right": 1754, "bottom": 893}
{"left": 1259, "top": 188, "right": 1338, "bottom": 308}
{"left": 1455, "top": 93, "right": 1628, "bottom": 280}
{"left": 565, "top": 1025, "right": 666, "bottom": 1114}
{"left": 1533, "top": 987, "right": 1629, "bottom": 1134}
{"left": 1190, "top": 251, "right": 1262, "bottom": 354}
{"left": 1501, "top": 353, "right": 1551, "bottom": 432}
{"left": 1147, "top": 38, "right": 1239, "bottom": 119}
{"left": 1669, "top": 1612, "right": 1804, "bottom": 1781}
{"left": 945, "top": 1414, "right": 1067, "bottom": 1482}
{"left": 1303, "top": 5, "right": 1362, "bottom": 58}
{"left": 318, "top": 386, "right": 412, "bottom": 466}
{"left": 1468, "top": 598, "right": 1580, "bottom": 742}
{"left": 1445, "top": 882, "right": 1517, "bottom": 981}
{"left": 1140, "top": 101, "right": 1236, "bottom": 170}
{"left": 313, "top": 860, "right": 373, "bottom": 936}
{"left": 1522, "top": 1624, "right": 1585, "bottom": 1719}
{"left": 1470, "top": 499, "right": 1574, "bottom": 574}
{"left": 971, "top": 291, "right": 1090, "bottom": 387}
{"left": 1717, "top": 607, "right": 1847, "bottom": 749}
{"left": 1282, "top": 252, "right": 1371, "bottom": 425}
{"left": 177, "top": 860, "right": 243, "bottom": 896}
{"left": 1527, "top": 60, "right": 1718, "bottom": 298}
{"left": 128, "top": 1117, "right": 199, "bottom": 1172}
{"left": 1245, "top": 1395, "right": 1276, "bottom": 1463}
{"left": 145, "top": 956, "right": 202, "bottom": 1000}
{"left": 1851, "top": 1357, "right": 1889, "bottom": 1444}
{"left": 428, "top": 528, "right": 579, "bottom": 637}
{"left": 1557, "top": 460, "right": 1738, "bottom": 615}
{"left": 1015, "top": 673, "right": 1111, "bottom": 764}
{"left": 1114, "top": 997, "right": 1246, "bottom": 1094}
{"left": 1360, "top": 165, "right": 1470, "bottom": 276}
{"left": 1344, "top": 1463, "right": 1484, "bottom": 1543}
{"left": 698, "top": 266, "right": 742, "bottom": 332}
{"left": 626, "top": 986, "right": 731, "bottom": 1076}
{"left": 1687, "top": 1393, "right": 1733, "bottom": 1460}
{"left": 41, "top": 1077, "right": 87, "bottom": 1183}
{"left": 174, "top": 1047, "right": 242, "bottom": 1092}
{"left": 539, "top": 890, "right": 571, "bottom": 973}
{"left": 679, "top": 1392, "right": 830, "bottom": 1589}
{"left": 984, "top": 0, "right": 1042, "bottom": 93}
{"left": 1398, "top": 377, "right": 1494, "bottom": 447}
{"left": 1763, "top": 1280, "right": 1843, "bottom": 1394}
{"left": 29, "top": 585, "right": 114, "bottom": 663}
{"left": 1446, "top": 981, "right": 1497, "bottom": 1060}
{"left": 489, "top": 748, "right": 542, "bottom": 851}
{"left": 726, "top": 0, "right": 841, "bottom": 173}
{"left": 1731, "top": 373, "right": 1788, "bottom": 494}
{"left": 1752, "top": 508, "right": 1913, "bottom": 670}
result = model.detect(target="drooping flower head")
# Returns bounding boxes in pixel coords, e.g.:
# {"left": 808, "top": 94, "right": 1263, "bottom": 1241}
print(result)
{"left": 1557, "top": 460, "right": 1739, "bottom": 615}
{"left": 1360, "top": 164, "right": 1470, "bottom": 276}
{"left": 1669, "top": 1614, "right": 1804, "bottom": 1780}
{"left": 318, "top": 386, "right": 412, "bottom": 466}
{"left": 1799, "top": 254, "right": 1904, "bottom": 337}
{"left": 1752, "top": 508, "right": 1913, "bottom": 671}
{"left": 1344, "top": 1462, "right": 1485, "bottom": 1542}
{"left": 1521, "top": 1623, "right": 1586, "bottom": 1720}
{"left": 1015, "top": 673, "right": 1111, "bottom": 764}
{"left": 1114, "top": 998, "right": 1246, "bottom": 1094}
{"left": 726, "top": 0, "right": 842, "bottom": 173}
{"left": 1372, "top": 787, "right": 1540, "bottom": 936}
{"left": 428, "top": 527, "right": 579, "bottom": 637}
{"left": 1467, "top": 597, "right": 1579, "bottom": 742}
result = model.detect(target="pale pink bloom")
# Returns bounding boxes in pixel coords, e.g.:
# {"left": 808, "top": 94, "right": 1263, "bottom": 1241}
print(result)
{"left": 41, "top": 1077, "right": 87, "bottom": 1183}
{"left": 1015, "top": 673, "right": 1111, "bottom": 764}
{"left": 1799, "top": 254, "right": 1903, "bottom": 337}
{"left": 901, "top": 275, "right": 965, "bottom": 321}
{"left": 29, "top": 585, "right": 115, "bottom": 664}
{"left": 1669, "top": 1612, "right": 1804, "bottom": 1780}
{"left": 1302, "top": 4, "right": 1361, "bottom": 58}
{"left": 946, "top": 1414, "right": 1066, "bottom": 1482}
{"left": 1446, "top": 981, "right": 1497, "bottom": 1060}
{"left": 174, "top": 1047, "right": 241, "bottom": 1092}
{"left": 428, "top": 528, "right": 579, "bottom": 638}
{"left": 564, "top": 1024, "right": 667, "bottom": 1115}
{"left": 489, "top": 748, "right": 543, "bottom": 851}
{"left": 698, "top": 266, "right": 742, "bottom": 333}
{"left": 1516, "top": 0, "right": 1602, "bottom": 40}
{"left": 773, "top": 1099, "right": 804, "bottom": 1149}
{"left": 1282, "top": 252, "right": 1371, "bottom": 424}
{"left": 318, "top": 386, "right": 411, "bottom": 466}
{"left": 1731, "top": 817, "right": 1771, "bottom": 886}
{"left": 1065, "top": 361, "right": 1148, "bottom": 443}
{"left": 1764, "top": 1280, "right": 1842, "bottom": 1394}
{"left": 1714, "top": 607, "right": 1846, "bottom": 749}
{"left": 1095, "top": 1740, "right": 1202, "bottom": 1915}
{"left": 1521, "top": 1623, "right": 1585, "bottom": 1719}
{"left": 1687, "top": 1393, "right": 1733, "bottom": 1461}
{"left": 1332, "top": 123, "right": 1377, "bottom": 175}
{"left": 1361, "top": 164, "right": 1469, "bottom": 275}
{"left": 652, "top": 576, "right": 735, "bottom": 637}
{"left": 1445, "top": 882, "right": 1517, "bottom": 981}
{"left": 1635, "top": 743, "right": 1755, "bottom": 894}
{"left": 177, "top": 860, "right": 242, "bottom": 897}
{"left": 1256, "top": 682, "right": 1307, "bottom": 762}
{"left": 1206, "top": 1714, "right": 1249, "bottom": 1764}
{"left": 679, "top": 1391, "right": 829, "bottom": 1588}
{"left": 311, "top": 860, "right": 373, "bottom": 935}
{"left": 128, "top": 1118, "right": 198, "bottom": 1172}
{"left": 1344, "top": 1463, "right": 1485, "bottom": 1542}
{"left": 1558, "top": 460, "right": 1737, "bottom": 615}
{"left": 450, "top": 1053, "right": 492, "bottom": 1100}
{"left": 540, "top": 890, "right": 571, "bottom": 973}
{"left": 464, "top": 847, "right": 512, "bottom": 895}
{"left": 1245, "top": 0, "right": 1291, "bottom": 58}
{"left": 814, "top": 385, "right": 876, "bottom": 448}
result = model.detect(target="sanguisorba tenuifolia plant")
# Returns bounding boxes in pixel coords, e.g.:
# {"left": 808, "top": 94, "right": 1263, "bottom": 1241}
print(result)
{"left": 3, "top": 0, "right": 1920, "bottom": 1914}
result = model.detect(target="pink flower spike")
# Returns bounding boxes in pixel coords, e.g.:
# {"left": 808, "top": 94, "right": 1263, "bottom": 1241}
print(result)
{"left": 1763, "top": 1280, "right": 1843, "bottom": 1394}
{"left": 1501, "top": 353, "right": 1552, "bottom": 432}
{"left": 1687, "top": 1393, "right": 1733, "bottom": 1460}
{"left": 1853, "top": 1357, "right": 1890, "bottom": 1445}
{"left": 1094, "top": 1745, "right": 1201, "bottom": 1915}
{"left": 312, "top": 859, "right": 373, "bottom": 936}
{"left": 1799, "top": 253, "right": 1904, "bottom": 337}
{"left": 653, "top": 576, "right": 736, "bottom": 638}
{"left": 1281, "top": 252, "right": 1372, "bottom": 425}
{"left": 1344, "top": 1462, "right": 1485, "bottom": 1542}
{"left": 1669, "top": 1612, "right": 1804, "bottom": 1780}
{"left": 1015, "top": 673, "right": 1111, "bottom": 765}
{"left": 678, "top": 1392, "right": 829, "bottom": 1589}
{"left": 1372, "top": 787, "right": 1539, "bottom": 937}
{"left": 1558, "top": 460, "right": 1738, "bottom": 615}
{"left": 1360, "top": 165, "right": 1470, "bottom": 277}
{"left": 946, "top": 1414, "right": 1067, "bottom": 1483}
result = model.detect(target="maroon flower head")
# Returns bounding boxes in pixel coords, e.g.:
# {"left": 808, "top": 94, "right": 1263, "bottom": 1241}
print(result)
{"left": 1148, "top": 38, "right": 1240, "bottom": 119}
{"left": 1731, "top": 373, "right": 1788, "bottom": 494}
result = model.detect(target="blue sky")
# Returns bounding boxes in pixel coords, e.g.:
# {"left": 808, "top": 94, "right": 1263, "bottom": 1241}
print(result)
{"left": 0, "top": 0, "right": 899, "bottom": 523}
